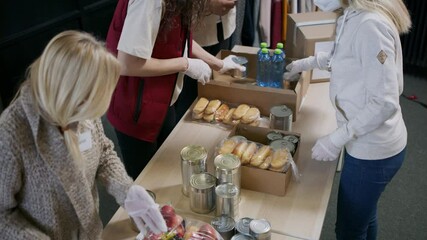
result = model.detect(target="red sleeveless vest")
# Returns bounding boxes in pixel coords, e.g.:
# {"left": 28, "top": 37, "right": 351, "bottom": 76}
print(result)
{"left": 106, "top": 0, "right": 192, "bottom": 142}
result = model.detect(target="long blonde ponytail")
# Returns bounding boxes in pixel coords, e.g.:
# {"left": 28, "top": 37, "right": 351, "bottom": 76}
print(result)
{"left": 343, "top": 0, "right": 412, "bottom": 34}
{"left": 27, "top": 30, "right": 120, "bottom": 167}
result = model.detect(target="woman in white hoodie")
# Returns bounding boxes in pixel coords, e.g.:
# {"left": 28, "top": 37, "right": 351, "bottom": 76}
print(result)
{"left": 286, "top": 0, "right": 411, "bottom": 239}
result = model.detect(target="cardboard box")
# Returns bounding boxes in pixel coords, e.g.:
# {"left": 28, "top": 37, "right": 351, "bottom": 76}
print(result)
{"left": 285, "top": 11, "right": 337, "bottom": 82}
{"left": 199, "top": 46, "right": 310, "bottom": 121}
{"left": 228, "top": 124, "right": 300, "bottom": 196}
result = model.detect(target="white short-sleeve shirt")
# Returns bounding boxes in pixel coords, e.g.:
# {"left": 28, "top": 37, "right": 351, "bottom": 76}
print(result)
{"left": 117, "top": 0, "right": 187, "bottom": 106}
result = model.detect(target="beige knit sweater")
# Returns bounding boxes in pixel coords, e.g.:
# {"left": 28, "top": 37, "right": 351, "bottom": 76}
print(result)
{"left": 0, "top": 84, "right": 133, "bottom": 239}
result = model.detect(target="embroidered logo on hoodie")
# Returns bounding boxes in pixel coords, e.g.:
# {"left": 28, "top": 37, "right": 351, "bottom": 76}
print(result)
{"left": 377, "top": 50, "right": 387, "bottom": 64}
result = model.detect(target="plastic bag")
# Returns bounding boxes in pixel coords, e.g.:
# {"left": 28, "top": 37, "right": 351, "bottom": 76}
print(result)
{"left": 143, "top": 205, "right": 223, "bottom": 240}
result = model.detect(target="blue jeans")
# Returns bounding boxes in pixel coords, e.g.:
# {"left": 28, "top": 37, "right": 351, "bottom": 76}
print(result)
{"left": 336, "top": 148, "right": 406, "bottom": 240}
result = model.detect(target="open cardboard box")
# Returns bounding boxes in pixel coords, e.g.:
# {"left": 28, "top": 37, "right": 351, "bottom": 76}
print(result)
{"left": 285, "top": 11, "right": 337, "bottom": 83}
{"left": 199, "top": 46, "right": 310, "bottom": 121}
{"left": 227, "top": 124, "right": 301, "bottom": 196}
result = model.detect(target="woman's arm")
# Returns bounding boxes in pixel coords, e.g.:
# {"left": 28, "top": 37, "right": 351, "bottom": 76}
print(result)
{"left": 191, "top": 40, "right": 223, "bottom": 71}
{"left": 117, "top": 51, "right": 188, "bottom": 77}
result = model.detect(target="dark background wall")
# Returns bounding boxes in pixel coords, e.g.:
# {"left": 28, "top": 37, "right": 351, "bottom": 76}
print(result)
{"left": 0, "top": 0, "right": 117, "bottom": 109}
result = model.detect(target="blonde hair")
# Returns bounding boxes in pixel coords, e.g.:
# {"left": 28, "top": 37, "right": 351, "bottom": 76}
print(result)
{"left": 341, "top": 0, "right": 412, "bottom": 34}
{"left": 27, "top": 30, "right": 120, "bottom": 166}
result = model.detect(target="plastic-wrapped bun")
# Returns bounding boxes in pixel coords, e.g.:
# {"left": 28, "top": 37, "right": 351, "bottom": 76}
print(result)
{"left": 205, "top": 100, "right": 222, "bottom": 115}
{"left": 219, "top": 138, "right": 238, "bottom": 155}
{"left": 232, "top": 104, "right": 250, "bottom": 120}
{"left": 214, "top": 104, "right": 230, "bottom": 122}
{"left": 241, "top": 142, "right": 257, "bottom": 165}
{"left": 241, "top": 107, "right": 260, "bottom": 124}
{"left": 250, "top": 145, "right": 271, "bottom": 167}
{"left": 193, "top": 97, "right": 209, "bottom": 114}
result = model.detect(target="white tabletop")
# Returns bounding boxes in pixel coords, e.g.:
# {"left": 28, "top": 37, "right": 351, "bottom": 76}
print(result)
{"left": 102, "top": 82, "right": 337, "bottom": 240}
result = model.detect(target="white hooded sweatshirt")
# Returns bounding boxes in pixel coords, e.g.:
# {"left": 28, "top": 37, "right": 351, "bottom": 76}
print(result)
{"left": 317, "top": 9, "right": 407, "bottom": 160}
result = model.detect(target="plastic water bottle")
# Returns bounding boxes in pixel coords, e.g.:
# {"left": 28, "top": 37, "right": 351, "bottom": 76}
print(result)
{"left": 257, "top": 42, "right": 268, "bottom": 57}
{"left": 271, "top": 49, "right": 284, "bottom": 88}
{"left": 276, "top": 42, "right": 285, "bottom": 58}
{"left": 256, "top": 48, "right": 271, "bottom": 87}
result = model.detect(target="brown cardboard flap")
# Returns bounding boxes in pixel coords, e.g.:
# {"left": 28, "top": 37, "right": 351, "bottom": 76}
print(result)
{"left": 198, "top": 82, "right": 297, "bottom": 119}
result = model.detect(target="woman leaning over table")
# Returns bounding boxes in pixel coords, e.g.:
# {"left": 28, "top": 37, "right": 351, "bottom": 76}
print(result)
{"left": 0, "top": 30, "right": 166, "bottom": 239}
{"left": 285, "top": 0, "right": 411, "bottom": 239}
{"left": 105, "top": 0, "right": 245, "bottom": 180}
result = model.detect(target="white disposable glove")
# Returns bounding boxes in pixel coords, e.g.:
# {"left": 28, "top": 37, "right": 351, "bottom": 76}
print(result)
{"left": 124, "top": 185, "right": 167, "bottom": 235}
{"left": 184, "top": 58, "right": 212, "bottom": 85}
{"left": 219, "top": 55, "right": 247, "bottom": 74}
{"left": 284, "top": 52, "right": 330, "bottom": 80}
{"left": 312, "top": 126, "right": 354, "bottom": 161}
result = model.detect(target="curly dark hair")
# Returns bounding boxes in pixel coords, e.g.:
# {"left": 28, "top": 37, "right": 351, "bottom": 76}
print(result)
{"left": 160, "top": 0, "right": 209, "bottom": 32}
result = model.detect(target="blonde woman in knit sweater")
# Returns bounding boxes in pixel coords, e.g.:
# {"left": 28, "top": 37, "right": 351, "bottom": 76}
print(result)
{"left": 0, "top": 30, "right": 166, "bottom": 239}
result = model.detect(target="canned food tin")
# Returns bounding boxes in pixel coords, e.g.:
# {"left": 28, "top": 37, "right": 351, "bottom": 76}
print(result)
{"left": 269, "top": 139, "right": 296, "bottom": 155}
{"left": 282, "top": 135, "right": 299, "bottom": 144}
{"left": 232, "top": 56, "right": 248, "bottom": 79}
{"left": 211, "top": 215, "right": 236, "bottom": 240}
{"left": 249, "top": 219, "right": 271, "bottom": 240}
{"left": 214, "top": 154, "right": 241, "bottom": 189}
{"left": 215, "top": 183, "right": 240, "bottom": 219}
{"left": 231, "top": 234, "right": 255, "bottom": 240}
{"left": 269, "top": 105, "right": 293, "bottom": 131}
{"left": 181, "top": 145, "right": 207, "bottom": 197}
{"left": 235, "top": 217, "right": 253, "bottom": 236}
{"left": 266, "top": 131, "right": 283, "bottom": 142}
{"left": 189, "top": 173, "right": 216, "bottom": 214}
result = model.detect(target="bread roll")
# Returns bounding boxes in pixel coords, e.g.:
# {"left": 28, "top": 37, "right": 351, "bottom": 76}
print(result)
{"left": 203, "top": 113, "right": 215, "bottom": 122}
{"left": 192, "top": 111, "right": 203, "bottom": 120}
{"left": 232, "top": 104, "right": 250, "bottom": 120}
{"left": 205, "top": 99, "right": 222, "bottom": 114}
{"left": 232, "top": 141, "right": 248, "bottom": 159}
{"left": 249, "top": 120, "right": 260, "bottom": 127}
{"left": 259, "top": 152, "right": 273, "bottom": 169}
{"left": 214, "top": 104, "right": 230, "bottom": 122}
{"left": 193, "top": 97, "right": 209, "bottom": 114}
{"left": 219, "top": 139, "right": 238, "bottom": 155}
{"left": 223, "top": 108, "right": 236, "bottom": 124}
{"left": 241, "top": 142, "right": 257, "bottom": 165}
{"left": 241, "top": 107, "right": 260, "bottom": 124}
{"left": 250, "top": 145, "right": 271, "bottom": 167}
{"left": 270, "top": 148, "right": 289, "bottom": 170}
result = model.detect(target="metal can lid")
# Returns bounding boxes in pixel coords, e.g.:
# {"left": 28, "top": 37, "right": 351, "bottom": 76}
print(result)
{"left": 249, "top": 219, "right": 271, "bottom": 234}
{"left": 282, "top": 135, "right": 299, "bottom": 144}
{"left": 181, "top": 145, "right": 207, "bottom": 164}
{"left": 211, "top": 215, "right": 236, "bottom": 232}
{"left": 266, "top": 131, "right": 283, "bottom": 141}
{"left": 270, "top": 105, "right": 293, "bottom": 118}
{"left": 190, "top": 173, "right": 216, "bottom": 190}
{"left": 216, "top": 183, "right": 239, "bottom": 198}
{"left": 231, "top": 234, "right": 255, "bottom": 240}
{"left": 214, "top": 154, "right": 241, "bottom": 171}
{"left": 269, "top": 139, "right": 296, "bottom": 154}
{"left": 235, "top": 217, "right": 253, "bottom": 236}
{"left": 232, "top": 56, "right": 248, "bottom": 65}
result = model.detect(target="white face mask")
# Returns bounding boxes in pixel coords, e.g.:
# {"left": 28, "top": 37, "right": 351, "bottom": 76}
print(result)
{"left": 314, "top": 0, "right": 341, "bottom": 12}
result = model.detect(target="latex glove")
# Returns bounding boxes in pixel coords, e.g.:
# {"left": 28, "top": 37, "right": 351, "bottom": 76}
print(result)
{"left": 124, "top": 185, "right": 167, "bottom": 235}
{"left": 184, "top": 58, "right": 212, "bottom": 85}
{"left": 218, "top": 55, "right": 247, "bottom": 74}
{"left": 312, "top": 126, "right": 354, "bottom": 161}
{"left": 311, "top": 135, "right": 342, "bottom": 161}
{"left": 284, "top": 52, "right": 330, "bottom": 80}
